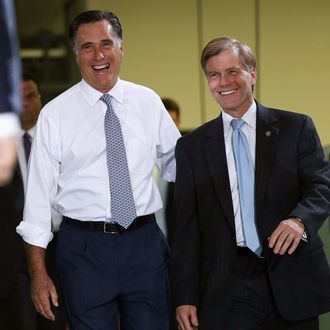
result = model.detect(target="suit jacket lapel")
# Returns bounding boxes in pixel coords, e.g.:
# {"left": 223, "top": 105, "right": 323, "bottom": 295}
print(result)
{"left": 15, "top": 161, "right": 23, "bottom": 183}
{"left": 204, "top": 115, "right": 236, "bottom": 233}
{"left": 255, "top": 103, "right": 279, "bottom": 216}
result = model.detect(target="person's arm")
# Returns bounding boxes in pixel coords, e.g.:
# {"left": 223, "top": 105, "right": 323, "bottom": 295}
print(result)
{"left": 170, "top": 139, "right": 200, "bottom": 326}
{"left": 0, "top": 114, "right": 20, "bottom": 185}
{"left": 17, "top": 108, "right": 59, "bottom": 245}
{"left": 25, "top": 243, "right": 58, "bottom": 321}
{"left": 0, "top": 0, "right": 22, "bottom": 115}
{"left": 17, "top": 108, "right": 61, "bottom": 320}
{"left": 0, "top": 136, "right": 18, "bottom": 185}
{"left": 268, "top": 116, "right": 330, "bottom": 255}
{"left": 0, "top": 0, "right": 22, "bottom": 184}
{"left": 154, "top": 95, "right": 181, "bottom": 182}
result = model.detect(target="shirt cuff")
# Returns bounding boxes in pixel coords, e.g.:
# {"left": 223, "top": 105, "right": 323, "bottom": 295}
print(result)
{"left": 0, "top": 113, "right": 20, "bottom": 138}
{"left": 16, "top": 221, "right": 54, "bottom": 249}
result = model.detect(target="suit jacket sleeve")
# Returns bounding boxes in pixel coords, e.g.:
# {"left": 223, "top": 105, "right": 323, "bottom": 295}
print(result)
{"left": 287, "top": 115, "right": 330, "bottom": 239}
{"left": 0, "top": 0, "right": 22, "bottom": 116}
{"left": 170, "top": 138, "right": 200, "bottom": 308}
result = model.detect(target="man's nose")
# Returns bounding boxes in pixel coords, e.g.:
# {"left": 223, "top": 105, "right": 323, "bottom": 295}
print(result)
{"left": 220, "top": 73, "right": 231, "bottom": 86}
{"left": 94, "top": 47, "right": 105, "bottom": 60}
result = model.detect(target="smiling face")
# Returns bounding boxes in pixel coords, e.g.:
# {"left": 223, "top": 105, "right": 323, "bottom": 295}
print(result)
{"left": 205, "top": 48, "right": 256, "bottom": 118}
{"left": 75, "top": 19, "right": 123, "bottom": 93}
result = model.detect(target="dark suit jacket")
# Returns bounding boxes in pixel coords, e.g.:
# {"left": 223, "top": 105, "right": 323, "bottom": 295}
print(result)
{"left": 0, "top": 165, "right": 24, "bottom": 298}
{"left": 170, "top": 102, "right": 330, "bottom": 329}
{"left": 0, "top": 0, "right": 21, "bottom": 115}
{"left": 0, "top": 162, "right": 67, "bottom": 329}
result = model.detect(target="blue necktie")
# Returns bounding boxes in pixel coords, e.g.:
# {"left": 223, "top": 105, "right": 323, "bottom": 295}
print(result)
{"left": 101, "top": 94, "right": 136, "bottom": 229}
{"left": 231, "top": 119, "right": 261, "bottom": 255}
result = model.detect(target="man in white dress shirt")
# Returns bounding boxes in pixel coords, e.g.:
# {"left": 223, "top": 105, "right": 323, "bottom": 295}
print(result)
{"left": 17, "top": 10, "right": 180, "bottom": 330}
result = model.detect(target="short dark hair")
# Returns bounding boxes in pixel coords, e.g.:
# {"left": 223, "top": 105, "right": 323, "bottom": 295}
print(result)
{"left": 22, "top": 72, "right": 39, "bottom": 85}
{"left": 201, "top": 37, "right": 256, "bottom": 74}
{"left": 161, "top": 98, "right": 180, "bottom": 116}
{"left": 68, "top": 10, "right": 122, "bottom": 51}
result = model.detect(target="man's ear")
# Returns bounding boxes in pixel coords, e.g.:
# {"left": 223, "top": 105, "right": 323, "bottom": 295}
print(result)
{"left": 75, "top": 52, "right": 79, "bottom": 65}
{"left": 120, "top": 42, "right": 124, "bottom": 58}
{"left": 251, "top": 68, "right": 257, "bottom": 86}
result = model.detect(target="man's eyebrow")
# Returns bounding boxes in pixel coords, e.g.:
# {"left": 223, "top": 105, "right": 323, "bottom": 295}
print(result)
{"left": 101, "top": 38, "right": 115, "bottom": 44}
{"left": 80, "top": 42, "right": 92, "bottom": 49}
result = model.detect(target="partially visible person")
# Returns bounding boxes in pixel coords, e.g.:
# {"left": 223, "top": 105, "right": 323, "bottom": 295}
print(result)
{"left": 0, "top": 0, "right": 22, "bottom": 186}
{"left": 20, "top": 73, "right": 67, "bottom": 330}
{"left": 17, "top": 10, "right": 180, "bottom": 330}
{"left": 155, "top": 97, "right": 181, "bottom": 240}
{"left": 170, "top": 37, "right": 330, "bottom": 330}
{"left": 0, "top": 73, "right": 66, "bottom": 330}
{"left": 162, "top": 97, "right": 181, "bottom": 128}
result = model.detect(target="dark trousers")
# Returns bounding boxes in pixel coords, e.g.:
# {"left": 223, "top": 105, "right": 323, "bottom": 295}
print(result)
{"left": 56, "top": 219, "right": 170, "bottom": 330}
{"left": 0, "top": 271, "right": 36, "bottom": 330}
{"left": 38, "top": 235, "right": 67, "bottom": 330}
{"left": 224, "top": 248, "right": 319, "bottom": 330}
{"left": 0, "top": 236, "right": 67, "bottom": 330}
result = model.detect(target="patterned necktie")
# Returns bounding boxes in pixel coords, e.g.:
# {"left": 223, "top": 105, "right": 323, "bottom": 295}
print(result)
{"left": 231, "top": 119, "right": 261, "bottom": 255}
{"left": 101, "top": 94, "right": 136, "bottom": 228}
{"left": 23, "top": 132, "right": 31, "bottom": 163}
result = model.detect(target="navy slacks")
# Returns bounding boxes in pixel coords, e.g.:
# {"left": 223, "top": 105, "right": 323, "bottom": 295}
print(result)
{"left": 224, "top": 248, "right": 319, "bottom": 330}
{"left": 56, "top": 220, "right": 170, "bottom": 330}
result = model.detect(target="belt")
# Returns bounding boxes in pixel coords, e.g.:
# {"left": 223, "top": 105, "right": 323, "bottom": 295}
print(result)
{"left": 62, "top": 214, "right": 155, "bottom": 234}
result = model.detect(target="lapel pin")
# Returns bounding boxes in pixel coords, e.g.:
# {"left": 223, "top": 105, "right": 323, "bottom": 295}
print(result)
{"left": 265, "top": 131, "right": 271, "bottom": 137}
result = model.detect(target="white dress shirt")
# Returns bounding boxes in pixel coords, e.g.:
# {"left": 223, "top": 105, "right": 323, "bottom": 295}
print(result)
{"left": 222, "top": 101, "right": 257, "bottom": 246}
{"left": 18, "top": 126, "right": 63, "bottom": 232}
{"left": 153, "top": 166, "right": 168, "bottom": 236}
{"left": 17, "top": 79, "right": 181, "bottom": 248}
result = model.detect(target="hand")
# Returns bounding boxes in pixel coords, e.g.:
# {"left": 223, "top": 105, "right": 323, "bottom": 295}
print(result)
{"left": 0, "top": 137, "right": 17, "bottom": 186}
{"left": 30, "top": 269, "right": 59, "bottom": 321}
{"left": 176, "top": 305, "right": 198, "bottom": 330}
{"left": 268, "top": 218, "right": 305, "bottom": 255}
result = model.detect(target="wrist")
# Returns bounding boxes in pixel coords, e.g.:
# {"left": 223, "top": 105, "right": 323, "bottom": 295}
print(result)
{"left": 292, "top": 217, "right": 308, "bottom": 242}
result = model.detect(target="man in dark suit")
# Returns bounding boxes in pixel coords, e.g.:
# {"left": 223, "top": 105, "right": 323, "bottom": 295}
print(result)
{"left": 0, "top": 72, "right": 41, "bottom": 329}
{"left": 0, "top": 0, "right": 22, "bottom": 186}
{"left": 0, "top": 146, "right": 25, "bottom": 330}
{"left": 0, "top": 73, "right": 66, "bottom": 330}
{"left": 170, "top": 37, "right": 330, "bottom": 330}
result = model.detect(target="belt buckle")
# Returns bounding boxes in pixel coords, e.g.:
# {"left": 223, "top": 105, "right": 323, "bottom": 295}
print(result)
{"left": 104, "top": 222, "right": 118, "bottom": 234}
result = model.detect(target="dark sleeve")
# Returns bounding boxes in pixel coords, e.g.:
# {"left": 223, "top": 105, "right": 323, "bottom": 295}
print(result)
{"left": 0, "top": 167, "right": 24, "bottom": 298}
{"left": 0, "top": 0, "right": 22, "bottom": 115}
{"left": 169, "top": 138, "right": 200, "bottom": 308}
{"left": 288, "top": 116, "right": 330, "bottom": 239}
